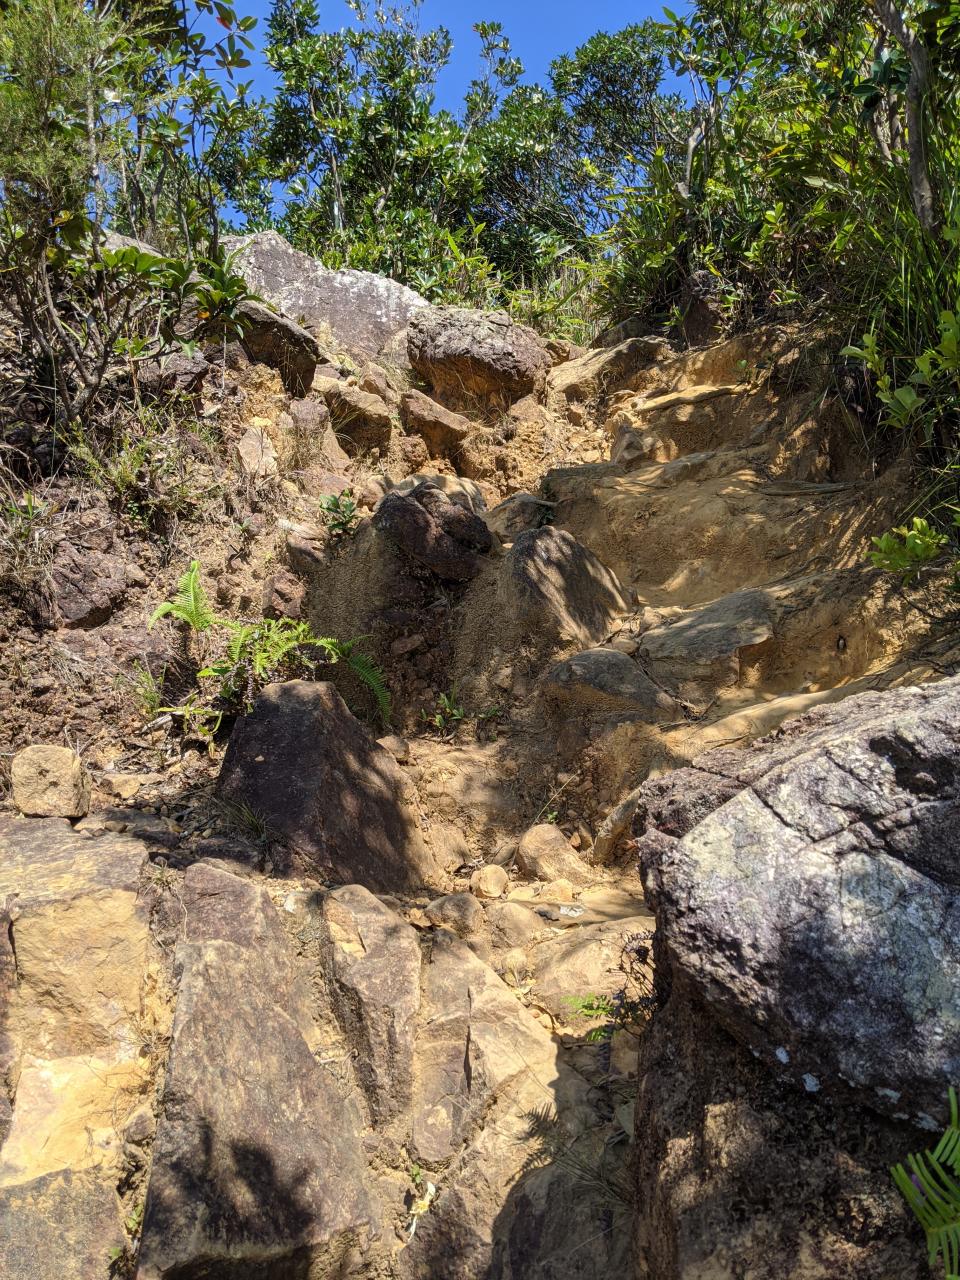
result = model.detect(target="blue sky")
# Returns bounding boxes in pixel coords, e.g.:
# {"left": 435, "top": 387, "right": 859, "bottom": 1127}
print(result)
{"left": 226, "top": 1, "right": 673, "bottom": 110}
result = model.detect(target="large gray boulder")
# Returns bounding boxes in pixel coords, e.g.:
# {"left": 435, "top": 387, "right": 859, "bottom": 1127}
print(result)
{"left": 217, "top": 681, "right": 444, "bottom": 893}
{"left": 225, "top": 230, "right": 428, "bottom": 358}
{"left": 637, "top": 675, "right": 960, "bottom": 1128}
{"left": 407, "top": 307, "right": 551, "bottom": 407}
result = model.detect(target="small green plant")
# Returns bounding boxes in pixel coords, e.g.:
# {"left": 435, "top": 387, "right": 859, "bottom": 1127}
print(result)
{"left": 148, "top": 562, "right": 391, "bottom": 729}
{"left": 421, "top": 688, "right": 466, "bottom": 737}
{"left": 893, "top": 1087, "right": 960, "bottom": 1279}
{"left": 149, "top": 560, "right": 216, "bottom": 631}
{"left": 318, "top": 490, "right": 360, "bottom": 537}
{"left": 115, "top": 660, "right": 166, "bottom": 720}
{"left": 869, "top": 517, "right": 950, "bottom": 582}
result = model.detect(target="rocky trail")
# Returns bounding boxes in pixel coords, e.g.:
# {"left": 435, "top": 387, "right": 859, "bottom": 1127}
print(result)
{"left": 1, "top": 231, "right": 958, "bottom": 1279}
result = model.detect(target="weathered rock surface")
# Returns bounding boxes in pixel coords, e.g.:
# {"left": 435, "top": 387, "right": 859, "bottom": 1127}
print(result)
{"left": 373, "top": 482, "right": 493, "bottom": 581}
{"left": 237, "top": 297, "right": 322, "bottom": 396}
{"left": 638, "top": 676, "right": 960, "bottom": 1125}
{"left": 502, "top": 527, "right": 630, "bottom": 646}
{"left": 321, "top": 884, "right": 421, "bottom": 1125}
{"left": 235, "top": 424, "right": 278, "bottom": 479}
{"left": 544, "top": 648, "right": 678, "bottom": 720}
{"left": 0, "top": 819, "right": 156, "bottom": 1279}
{"left": 217, "top": 680, "right": 442, "bottom": 892}
{"left": 389, "top": 472, "right": 486, "bottom": 512}
{"left": 11, "top": 745, "right": 90, "bottom": 817}
{"left": 529, "top": 917, "right": 653, "bottom": 1020}
{"left": 138, "top": 863, "right": 376, "bottom": 1278}
{"left": 547, "top": 335, "right": 672, "bottom": 410}
{"left": 516, "top": 824, "right": 593, "bottom": 889}
{"left": 483, "top": 492, "right": 554, "bottom": 541}
{"left": 408, "top": 307, "right": 551, "bottom": 407}
{"left": 313, "top": 375, "right": 394, "bottom": 454}
{"left": 225, "top": 229, "right": 428, "bottom": 357}
{"left": 400, "top": 388, "right": 472, "bottom": 456}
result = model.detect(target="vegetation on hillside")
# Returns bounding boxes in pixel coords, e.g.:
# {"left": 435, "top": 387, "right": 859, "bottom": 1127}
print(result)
{"left": 0, "top": 0, "right": 958, "bottom": 524}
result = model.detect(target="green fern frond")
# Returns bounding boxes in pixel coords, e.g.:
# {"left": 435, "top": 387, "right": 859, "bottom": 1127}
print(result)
{"left": 893, "top": 1091, "right": 960, "bottom": 1278}
{"left": 149, "top": 560, "right": 215, "bottom": 631}
{"left": 345, "top": 650, "right": 392, "bottom": 725}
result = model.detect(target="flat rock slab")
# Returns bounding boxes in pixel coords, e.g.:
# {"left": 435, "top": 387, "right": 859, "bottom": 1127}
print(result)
{"left": 138, "top": 863, "right": 375, "bottom": 1279}
{"left": 217, "top": 681, "right": 443, "bottom": 893}
{"left": 637, "top": 675, "right": 960, "bottom": 1126}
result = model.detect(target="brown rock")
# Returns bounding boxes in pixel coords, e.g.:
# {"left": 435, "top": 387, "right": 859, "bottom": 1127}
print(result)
{"left": 408, "top": 307, "right": 551, "bottom": 408}
{"left": 138, "top": 863, "right": 375, "bottom": 1278}
{"left": 469, "top": 864, "right": 509, "bottom": 899}
{"left": 235, "top": 425, "right": 278, "bottom": 478}
{"left": 372, "top": 483, "right": 492, "bottom": 582}
{"left": 322, "top": 885, "right": 422, "bottom": 1125}
{"left": 313, "top": 375, "right": 394, "bottom": 454}
{"left": 236, "top": 297, "right": 322, "bottom": 396}
{"left": 262, "top": 568, "right": 305, "bottom": 620}
{"left": 11, "top": 745, "right": 90, "bottom": 817}
{"left": 424, "top": 892, "right": 484, "bottom": 937}
{"left": 516, "top": 823, "right": 594, "bottom": 888}
{"left": 217, "top": 681, "right": 443, "bottom": 893}
{"left": 400, "top": 389, "right": 472, "bottom": 457}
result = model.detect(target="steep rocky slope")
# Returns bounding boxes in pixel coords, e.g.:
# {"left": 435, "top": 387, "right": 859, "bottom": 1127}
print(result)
{"left": 1, "top": 232, "right": 956, "bottom": 1278}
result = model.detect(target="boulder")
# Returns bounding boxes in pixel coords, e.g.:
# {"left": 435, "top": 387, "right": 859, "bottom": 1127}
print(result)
{"left": 359, "top": 362, "right": 400, "bottom": 408}
{"left": 313, "top": 375, "right": 394, "bottom": 454}
{"left": 407, "top": 307, "right": 551, "bottom": 407}
{"left": 372, "top": 483, "right": 492, "bottom": 582}
{"left": 502, "top": 528, "right": 630, "bottom": 647}
{"left": 640, "top": 587, "right": 775, "bottom": 707}
{"left": 424, "top": 892, "right": 484, "bottom": 938}
{"left": 11, "top": 745, "right": 90, "bottom": 817}
{"left": 389, "top": 473, "right": 486, "bottom": 513}
{"left": 236, "top": 298, "right": 321, "bottom": 396}
{"left": 516, "top": 824, "right": 594, "bottom": 889}
{"left": 138, "top": 863, "right": 375, "bottom": 1278}
{"left": 637, "top": 675, "right": 960, "bottom": 1127}
{"left": 484, "top": 492, "right": 554, "bottom": 542}
{"left": 544, "top": 648, "right": 678, "bottom": 720}
{"left": 400, "top": 388, "right": 472, "bottom": 456}
{"left": 469, "top": 864, "right": 509, "bottom": 899}
{"left": 286, "top": 396, "right": 353, "bottom": 474}
{"left": 0, "top": 819, "right": 154, "bottom": 1278}
{"left": 235, "top": 425, "right": 278, "bottom": 479}
{"left": 321, "top": 885, "right": 422, "bottom": 1126}
{"left": 224, "top": 229, "right": 428, "bottom": 358}
{"left": 609, "top": 423, "right": 658, "bottom": 469}
{"left": 547, "top": 335, "right": 672, "bottom": 410}
{"left": 217, "top": 681, "right": 442, "bottom": 893}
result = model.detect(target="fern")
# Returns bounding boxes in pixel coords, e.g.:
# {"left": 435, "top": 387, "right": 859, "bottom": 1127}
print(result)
{"left": 893, "top": 1087, "right": 960, "bottom": 1279}
{"left": 332, "top": 640, "right": 392, "bottom": 725}
{"left": 149, "top": 560, "right": 215, "bottom": 631}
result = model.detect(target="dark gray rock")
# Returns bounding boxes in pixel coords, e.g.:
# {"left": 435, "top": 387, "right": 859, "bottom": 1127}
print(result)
{"left": 544, "top": 648, "right": 678, "bottom": 720}
{"left": 637, "top": 675, "right": 960, "bottom": 1127}
{"left": 225, "top": 230, "right": 428, "bottom": 359}
{"left": 408, "top": 307, "right": 551, "bottom": 407}
{"left": 236, "top": 297, "right": 322, "bottom": 396}
{"left": 502, "top": 528, "right": 630, "bottom": 647}
{"left": 372, "top": 483, "right": 492, "bottom": 581}
{"left": 217, "top": 681, "right": 443, "bottom": 893}
{"left": 138, "top": 863, "right": 376, "bottom": 1279}
{"left": 322, "top": 885, "right": 422, "bottom": 1126}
